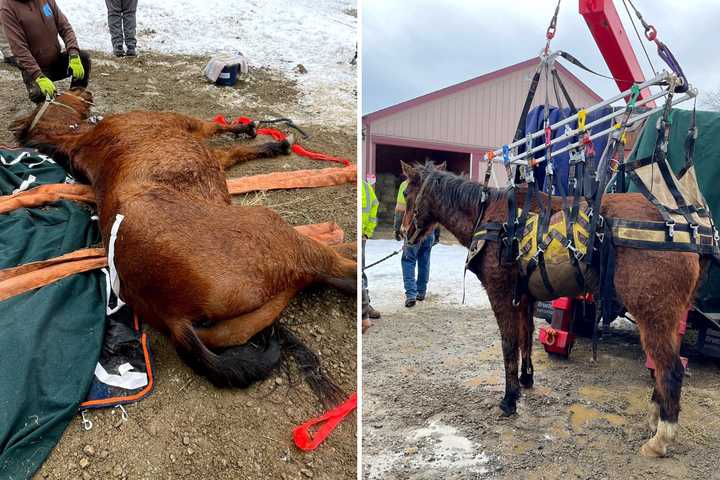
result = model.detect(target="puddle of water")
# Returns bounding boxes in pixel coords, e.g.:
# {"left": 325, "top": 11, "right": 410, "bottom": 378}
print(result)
{"left": 569, "top": 403, "right": 625, "bottom": 431}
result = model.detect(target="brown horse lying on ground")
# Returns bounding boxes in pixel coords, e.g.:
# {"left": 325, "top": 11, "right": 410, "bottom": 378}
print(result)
{"left": 11, "top": 89, "right": 356, "bottom": 403}
{"left": 400, "top": 161, "right": 702, "bottom": 457}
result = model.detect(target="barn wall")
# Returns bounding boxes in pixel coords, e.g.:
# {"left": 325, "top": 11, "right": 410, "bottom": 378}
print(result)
{"left": 368, "top": 62, "right": 600, "bottom": 152}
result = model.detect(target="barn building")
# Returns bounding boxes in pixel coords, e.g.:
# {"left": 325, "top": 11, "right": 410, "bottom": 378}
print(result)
{"left": 362, "top": 57, "right": 602, "bottom": 228}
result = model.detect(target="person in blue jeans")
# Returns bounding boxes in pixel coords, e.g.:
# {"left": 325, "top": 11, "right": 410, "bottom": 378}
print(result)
{"left": 394, "top": 178, "right": 439, "bottom": 308}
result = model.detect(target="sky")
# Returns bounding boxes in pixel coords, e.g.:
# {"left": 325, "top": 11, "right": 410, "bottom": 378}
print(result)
{"left": 362, "top": 0, "right": 720, "bottom": 115}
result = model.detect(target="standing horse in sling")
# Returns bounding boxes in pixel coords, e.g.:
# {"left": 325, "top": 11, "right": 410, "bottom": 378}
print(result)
{"left": 10, "top": 89, "right": 356, "bottom": 404}
{"left": 400, "top": 160, "right": 705, "bottom": 457}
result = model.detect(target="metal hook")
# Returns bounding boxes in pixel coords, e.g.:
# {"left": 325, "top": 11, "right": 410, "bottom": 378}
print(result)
{"left": 81, "top": 410, "right": 93, "bottom": 431}
{"left": 116, "top": 404, "right": 128, "bottom": 422}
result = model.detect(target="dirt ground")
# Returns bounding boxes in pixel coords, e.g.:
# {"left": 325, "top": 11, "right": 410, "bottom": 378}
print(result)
{"left": 0, "top": 51, "right": 357, "bottom": 480}
{"left": 362, "top": 276, "right": 720, "bottom": 479}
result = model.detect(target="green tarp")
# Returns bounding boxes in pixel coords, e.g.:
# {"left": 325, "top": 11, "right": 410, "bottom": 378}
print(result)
{"left": 628, "top": 109, "right": 720, "bottom": 313}
{"left": 0, "top": 149, "right": 105, "bottom": 480}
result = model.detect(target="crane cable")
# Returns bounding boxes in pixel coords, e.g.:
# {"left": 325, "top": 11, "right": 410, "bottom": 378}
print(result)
{"left": 544, "top": 0, "right": 562, "bottom": 54}
{"left": 622, "top": 0, "right": 658, "bottom": 77}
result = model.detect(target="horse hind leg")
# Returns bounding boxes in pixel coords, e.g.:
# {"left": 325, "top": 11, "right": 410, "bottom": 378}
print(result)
{"left": 196, "top": 287, "right": 299, "bottom": 349}
{"left": 631, "top": 305, "right": 685, "bottom": 457}
{"left": 640, "top": 336, "right": 684, "bottom": 457}
{"left": 211, "top": 135, "right": 293, "bottom": 170}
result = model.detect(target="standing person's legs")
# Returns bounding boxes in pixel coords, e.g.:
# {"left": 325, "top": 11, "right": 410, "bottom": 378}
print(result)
{"left": 401, "top": 244, "right": 418, "bottom": 305}
{"left": 105, "top": 0, "right": 125, "bottom": 55}
{"left": 362, "top": 239, "right": 372, "bottom": 332}
{"left": 122, "top": 0, "right": 138, "bottom": 54}
{"left": 415, "top": 235, "right": 434, "bottom": 300}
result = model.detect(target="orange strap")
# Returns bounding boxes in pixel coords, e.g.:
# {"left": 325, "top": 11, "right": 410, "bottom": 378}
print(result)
{"left": 0, "top": 224, "right": 343, "bottom": 302}
{"left": 0, "top": 183, "right": 95, "bottom": 214}
{"left": 0, "top": 248, "right": 108, "bottom": 302}
{"left": 293, "top": 392, "right": 357, "bottom": 451}
{"left": 226, "top": 165, "right": 356, "bottom": 195}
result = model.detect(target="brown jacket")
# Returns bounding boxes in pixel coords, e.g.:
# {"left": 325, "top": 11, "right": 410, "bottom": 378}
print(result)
{"left": 0, "top": 0, "right": 79, "bottom": 80}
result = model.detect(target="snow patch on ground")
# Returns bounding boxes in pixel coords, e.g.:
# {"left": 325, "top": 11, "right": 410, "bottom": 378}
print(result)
{"left": 411, "top": 419, "right": 490, "bottom": 471}
{"left": 60, "top": 0, "right": 357, "bottom": 126}
{"left": 365, "top": 239, "right": 491, "bottom": 313}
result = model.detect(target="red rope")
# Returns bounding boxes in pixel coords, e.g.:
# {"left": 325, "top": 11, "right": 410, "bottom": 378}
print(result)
{"left": 212, "top": 115, "right": 351, "bottom": 167}
{"left": 292, "top": 392, "right": 357, "bottom": 451}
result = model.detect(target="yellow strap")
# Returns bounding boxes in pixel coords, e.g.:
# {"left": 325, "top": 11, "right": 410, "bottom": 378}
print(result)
{"left": 577, "top": 109, "right": 586, "bottom": 131}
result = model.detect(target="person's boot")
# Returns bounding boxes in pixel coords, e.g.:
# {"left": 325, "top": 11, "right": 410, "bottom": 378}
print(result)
{"left": 113, "top": 48, "right": 125, "bottom": 57}
{"left": 416, "top": 293, "right": 426, "bottom": 301}
{"left": 126, "top": 48, "right": 137, "bottom": 57}
{"left": 368, "top": 305, "right": 381, "bottom": 319}
{"left": 405, "top": 298, "right": 416, "bottom": 308}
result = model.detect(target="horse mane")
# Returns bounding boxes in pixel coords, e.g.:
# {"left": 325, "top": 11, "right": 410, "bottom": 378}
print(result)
{"left": 416, "top": 161, "right": 508, "bottom": 212}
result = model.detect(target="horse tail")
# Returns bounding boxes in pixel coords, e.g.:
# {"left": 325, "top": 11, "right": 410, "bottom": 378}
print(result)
{"left": 169, "top": 319, "right": 282, "bottom": 388}
{"left": 277, "top": 325, "right": 345, "bottom": 407}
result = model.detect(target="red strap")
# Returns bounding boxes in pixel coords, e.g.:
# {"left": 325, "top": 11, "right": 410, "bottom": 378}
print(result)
{"left": 213, "top": 115, "right": 351, "bottom": 167}
{"left": 292, "top": 392, "right": 357, "bottom": 451}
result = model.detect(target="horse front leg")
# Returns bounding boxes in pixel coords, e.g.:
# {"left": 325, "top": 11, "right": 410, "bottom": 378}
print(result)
{"left": 479, "top": 250, "right": 522, "bottom": 416}
{"left": 518, "top": 297, "right": 535, "bottom": 389}
{"left": 211, "top": 136, "right": 293, "bottom": 170}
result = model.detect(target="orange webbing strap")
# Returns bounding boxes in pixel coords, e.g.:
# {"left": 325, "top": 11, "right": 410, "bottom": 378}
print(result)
{"left": 293, "top": 392, "right": 357, "bottom": 451}
{"left": 0, "top": 183, "right": 95, "bottom": 214}
{"left": 226, "top": 165, "right": 356, "bottom": 195}
{"left": 294, "top": 222, "right": 345, "bottom": 245}
{"left": 0, "top": 248, "right": 108, "bottom": 301}
{"left": 0, "top": 224, "right": 344, "bottom": 302}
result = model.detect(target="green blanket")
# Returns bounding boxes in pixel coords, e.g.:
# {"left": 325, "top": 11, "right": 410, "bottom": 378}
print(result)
{"left": 0, "top": 149, "right": 105, "bottom": 479}
{"left": 628, "top": 109, "right": 720, "bottom": 313}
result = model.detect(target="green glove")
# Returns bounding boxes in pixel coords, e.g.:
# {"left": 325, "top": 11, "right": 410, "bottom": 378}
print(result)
{"left": 35, "top": 76, "right": 56, "bottom": 97}
{"left": 68, "top": 54, "right": 84, "bottom": 80}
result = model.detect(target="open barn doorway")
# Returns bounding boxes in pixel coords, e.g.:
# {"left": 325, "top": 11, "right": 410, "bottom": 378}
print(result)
{"left": 372, "top": 144, "right": 470, "bottom": 238}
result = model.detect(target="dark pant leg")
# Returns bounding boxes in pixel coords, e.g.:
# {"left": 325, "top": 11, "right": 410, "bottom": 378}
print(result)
{"left": 415, "top": 235, "right": 434, "bottom": 297}
{"left": 105, "top": 0, "right": 124, "bottom": 51}
{"left": 401, "top": 244, "right": 418, "bottom": 300}
{"left": 362, "top": 239, "right": 370, "bottom": 319}
{"left": 46, "top": 51, "right": 91, "bottom": 88}
{"left": 121, "top": 0, "right": 138, "bottom": 50}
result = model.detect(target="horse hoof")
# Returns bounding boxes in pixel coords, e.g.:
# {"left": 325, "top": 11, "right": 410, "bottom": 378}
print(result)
{"left": 497, "top": 403, "right": 517, "bottom": 417}
{"left": 639, "top": 442, "right": 665, "bottom": 458}
{"left": 519, "top": 373, "right": 534, "bottom": 389}
{"left": 286, "top": 133, "right": 295, "bottom": 146}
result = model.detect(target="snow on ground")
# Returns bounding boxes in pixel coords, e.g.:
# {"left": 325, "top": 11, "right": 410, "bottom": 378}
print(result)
{"left": 365, "top": 239, "right": 491, "bottom": 313}
{"left": 60, "top": 0, "right": 357, "bottom": 127}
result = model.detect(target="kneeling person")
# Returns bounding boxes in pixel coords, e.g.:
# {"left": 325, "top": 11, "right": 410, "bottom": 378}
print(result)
{"left": 1, "top": 0, "right": 90, "bottom": 103}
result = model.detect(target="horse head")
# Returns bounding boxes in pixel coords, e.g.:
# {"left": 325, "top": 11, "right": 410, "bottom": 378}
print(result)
{"left": 10, "top": 88, "right": 94, "bottom": 143}
{"left": 9, "top": 88, "right": 95, "bottom": 180}
{"left": 400, "top": 160, "right": 445, "bottom": 246}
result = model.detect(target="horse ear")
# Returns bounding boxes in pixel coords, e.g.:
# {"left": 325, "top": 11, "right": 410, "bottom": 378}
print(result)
{"left": 400, "top": 160, "right": 414, "bottom": 178}
{"left": 436, "top": 161, "right": 447, "bottom": 171}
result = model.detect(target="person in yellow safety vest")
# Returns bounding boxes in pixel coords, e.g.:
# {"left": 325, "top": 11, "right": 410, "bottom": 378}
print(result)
{"left": 394, "top": 176, "right": 439, "bottom": 308}
{"left": 361, "top": 178, "right": 381, "bottom": 333}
